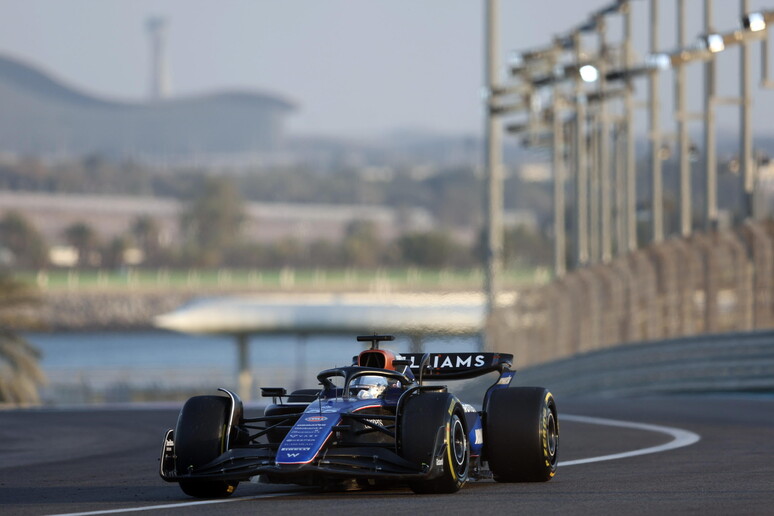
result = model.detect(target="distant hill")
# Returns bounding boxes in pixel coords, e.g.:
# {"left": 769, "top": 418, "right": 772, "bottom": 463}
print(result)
{"left": 0, "top": 53, "right": 294, "bottom": 160}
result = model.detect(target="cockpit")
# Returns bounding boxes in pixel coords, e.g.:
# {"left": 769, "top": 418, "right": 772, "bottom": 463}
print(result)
{"left": 349, "top": 375, "right": 401, "bottom": 399}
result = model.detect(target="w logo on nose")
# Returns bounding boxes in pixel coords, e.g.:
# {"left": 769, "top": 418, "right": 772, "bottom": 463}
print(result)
{"left": 286, "top": 453, "right": 300, "bottom": 458}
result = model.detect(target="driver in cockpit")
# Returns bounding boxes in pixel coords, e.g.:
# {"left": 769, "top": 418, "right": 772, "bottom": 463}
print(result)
{"left": 350, "top": 375, "right": 403, "bottom": 399}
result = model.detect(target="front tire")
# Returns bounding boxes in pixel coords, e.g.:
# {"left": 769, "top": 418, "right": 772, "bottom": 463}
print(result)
{"left": 484, "top": 387, "right": 558, "bottom": 482}
{"left": 174, "top": 395, "right": 239, "bottom": 498}
{"left": 400, "top": 392, "right": 470, "bottom": 494}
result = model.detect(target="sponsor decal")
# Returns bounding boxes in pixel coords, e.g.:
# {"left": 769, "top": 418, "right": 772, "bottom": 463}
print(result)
{"left": 436, "top": 354, "right": 485, "bottom": 368}
{"left": 475, "top": 428, "right": 483, "bottom": 445}
{"left": 495, "top": 371, "right": 515, "bottom": 386}
{"left": 277, "top": 415, "right": 338, "bottom": 465}
{"left": 406, "top": 353, "right": 487, "bottom": 369}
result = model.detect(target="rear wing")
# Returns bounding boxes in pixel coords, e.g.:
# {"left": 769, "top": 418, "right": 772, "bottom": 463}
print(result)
{"left": 401, "top": 352, "right": 513, "bottom": 381}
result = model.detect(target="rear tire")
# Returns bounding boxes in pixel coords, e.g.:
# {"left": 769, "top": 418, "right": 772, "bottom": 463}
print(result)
{"left": 484, "top": 387, "right": 558, "bottom": 482}
{"left": 174, "top": 395, "right": 239, "bottom": 498}
{"left": 400, "top": 392, "right": 470, "bottom": 494}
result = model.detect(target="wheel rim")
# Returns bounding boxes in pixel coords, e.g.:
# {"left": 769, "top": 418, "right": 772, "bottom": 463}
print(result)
{"left": 451, "top": 416, "right": 467, "bottom": 468}
{"left": 546, "top": 409, "right": 558, "bottom": 463}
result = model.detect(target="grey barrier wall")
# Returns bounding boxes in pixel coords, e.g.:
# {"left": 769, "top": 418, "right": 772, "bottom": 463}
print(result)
{"left": 487, "top": 220, "right": 774, "bottom": 370}
{"left": 511, "top": 330, "right": 774, "bottom": 398}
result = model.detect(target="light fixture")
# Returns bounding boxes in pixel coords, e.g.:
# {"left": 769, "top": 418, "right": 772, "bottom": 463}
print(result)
{"left": 703, "top": 33, "right": 725, "bottom": 53}
{"left": 646, "top": 53, "right": 672, "bottom": 70}
{"left": 744, "top": 12, "right": 766, "bottom": 32}
{"left": 509, "top": 52, "right": 526, "bottom": 76}
{"left": 579, "top": 64, "right": 599, "bottom": 83}
{"left": 509, "top": 51, "right": 524, "bottom": 68}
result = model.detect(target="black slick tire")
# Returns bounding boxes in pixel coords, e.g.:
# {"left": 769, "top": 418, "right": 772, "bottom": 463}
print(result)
{"left": 174, "top": 395, "right": 239, "bottom": 498}
{"left": 484, "top": 387, "right": 558, "bottom": 482}
{"left": 399, "top": 392, "right": 470, "bottom": 494}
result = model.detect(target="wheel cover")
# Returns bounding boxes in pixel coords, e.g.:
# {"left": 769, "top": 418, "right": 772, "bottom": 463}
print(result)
{"left": 546, "top": 410, "right": 558, "bottom": 463}
{"left": 450, "top": 416, "right": 468, "bottom": 471}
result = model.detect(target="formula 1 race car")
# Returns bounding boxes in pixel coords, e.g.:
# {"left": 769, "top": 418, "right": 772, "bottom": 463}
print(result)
{"left": 159, "top": 335, "right": 558, "bottom": 496}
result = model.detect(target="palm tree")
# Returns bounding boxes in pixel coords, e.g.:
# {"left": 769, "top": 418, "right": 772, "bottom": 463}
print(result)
{"left": 0, "top": 211, "right": 49, "bottom": 268}
{"left": 131, "top": 215, "right": 162, "bottom": 264}
{"left": 0, "top": 273, "right": 46, "bottom": 405}
{"left": 180, "top": 177, "right": 246, "bottom": 266}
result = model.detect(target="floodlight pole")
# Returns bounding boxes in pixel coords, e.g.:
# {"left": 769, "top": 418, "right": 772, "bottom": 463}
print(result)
{"left": 589, "top": 105, "right": 600, "bottom": 264}
{"left": 649, "top": 0, "right": 664, "bottom": 243}
{"left": 614, "top": 120, "right": 626, "bottom": 256}
{"left": 704, "top": 0, "right": 718, "bottom": 230}
{"left": 624, "top": 1, "right": 637, "bottom": 252}
{"left": 484, "top": 0, "right": 503, "bottom": 316}
{"left": 676, "top": 0, "right": 692, "bottom": 237}
{"left": 598, "top": 18, "right": 612, "bottom": 263}
{"left": 741, "top": 0, "right": 754, "bottom": 220}
{"left": 574, "top": 31, "right": 590, "bottom": 267}
{"left": 552, "top": 59, "right": 567, "bottom": 277}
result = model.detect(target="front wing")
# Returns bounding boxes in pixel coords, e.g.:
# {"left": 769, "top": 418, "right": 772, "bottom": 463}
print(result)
{"left": 159, "top": 419, "right": 448, "bottom": 484}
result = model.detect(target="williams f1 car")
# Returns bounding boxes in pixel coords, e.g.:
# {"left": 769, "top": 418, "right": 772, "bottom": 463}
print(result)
{"left": 159, "top": 335, "right": 559, "bottom": 496}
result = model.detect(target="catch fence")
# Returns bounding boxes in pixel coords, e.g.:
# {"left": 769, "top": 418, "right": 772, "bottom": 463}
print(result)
{"left": 487, "top": 221, "right": 774, "bottom": 368}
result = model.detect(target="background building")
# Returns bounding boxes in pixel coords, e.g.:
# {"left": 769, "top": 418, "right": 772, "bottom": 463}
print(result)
{"left": 0, "top": 54, "right": 293, "bottom": 162}
{"left": 0, "top": 190, "right": 434, "bottom": 248}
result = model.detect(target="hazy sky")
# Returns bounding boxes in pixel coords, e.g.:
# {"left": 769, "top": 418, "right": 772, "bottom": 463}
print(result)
{"left": 1, "top": 1, "right": 772, "bottom": 140}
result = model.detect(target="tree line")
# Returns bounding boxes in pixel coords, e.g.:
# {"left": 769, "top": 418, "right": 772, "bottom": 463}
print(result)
{"left": 1, "top": 176, "right": 552, "bottom": 270}
{"left": 0, "top": 154, "right": 553, "bottom": 229}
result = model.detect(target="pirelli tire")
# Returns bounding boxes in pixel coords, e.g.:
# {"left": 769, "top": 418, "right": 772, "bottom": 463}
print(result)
{"left": 484, "top": 387, "right": 558, "bottom": 482}
{"left": 399, "top": 392, "right": 470, "bottom": 494}
{"left": 174, "top": 395, "right": 239, "bottom": 498}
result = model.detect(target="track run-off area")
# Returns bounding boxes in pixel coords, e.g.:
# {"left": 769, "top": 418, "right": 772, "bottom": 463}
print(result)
{"left": 1, "top": 395, "right": 771, "bottom": 515}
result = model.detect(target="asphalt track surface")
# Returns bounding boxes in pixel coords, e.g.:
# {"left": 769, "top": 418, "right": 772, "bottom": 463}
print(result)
{"left": 1, "top": 395, "right": 772, "bottom": 515}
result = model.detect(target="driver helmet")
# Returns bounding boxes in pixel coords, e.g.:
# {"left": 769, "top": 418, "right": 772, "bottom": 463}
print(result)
{"left": 350, "top": 375, "right": 389, "bottom": 399}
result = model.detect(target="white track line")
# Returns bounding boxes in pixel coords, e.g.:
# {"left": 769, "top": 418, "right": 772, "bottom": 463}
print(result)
{"left": 48, "top": 414, "right": 700, "bottom": 516}
{"left": 559, "top": 414, "right": 701, "bottom": 466}
{"left": 47, "top": 492, "right": 302, "bottom": 516}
